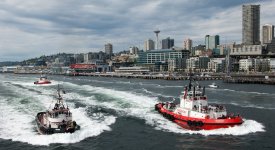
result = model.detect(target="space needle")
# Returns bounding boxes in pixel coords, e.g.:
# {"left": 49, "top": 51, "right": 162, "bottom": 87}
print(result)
{"left": 154, "top": 29, "right": 160, "bottom": 49}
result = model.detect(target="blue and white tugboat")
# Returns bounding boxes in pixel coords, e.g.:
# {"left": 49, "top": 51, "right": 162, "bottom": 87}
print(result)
{"left": 36, "top": 85, "right": 80, "bottom": 134}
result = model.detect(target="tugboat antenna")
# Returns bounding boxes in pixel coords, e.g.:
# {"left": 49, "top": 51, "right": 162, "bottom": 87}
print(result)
{"left": 202, "top": 86, "right": 205, "bottom": 96}
{"left": 188, "top": 79, "right": 192, "bottom": 91}
{"left": 193, "top": 86, "right": 195, "bottom": 97}
{"left": 56, "top": 84, "right": 64, "bottom": 104}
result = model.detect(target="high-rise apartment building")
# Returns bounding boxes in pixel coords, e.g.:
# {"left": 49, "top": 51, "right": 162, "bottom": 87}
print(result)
{"left": 130, "top": 46, "right": 139, "bottom": 55}
{"left": 144, "top": 39, "right": 155, "bottom": 51}
{"left": 262, "top": 24, "right": 274, "bottom": 44}
{"left": 242, "top": 5, "right": 260, "bottom": 45}
{"left": 104, "top": 43, "right": 113, "bottom": 56}
{"left": 74, "top": 53, "right": 84, "bottom": 63}
{"left": 84, "top": 53, "right": 92, "bottom": 63}
{"left": 183, "top": 38, "right": 192, "bottom": 50}
{"left": 162, "top": 37, "right": 174, "bottom": 49}
{"left": 205, "top": 35, "right": 219, "bottom": 50}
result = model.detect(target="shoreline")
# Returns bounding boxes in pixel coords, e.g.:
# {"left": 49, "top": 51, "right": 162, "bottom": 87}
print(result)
{"left": 1, "top": 72, "right": 275, "bottom": 84}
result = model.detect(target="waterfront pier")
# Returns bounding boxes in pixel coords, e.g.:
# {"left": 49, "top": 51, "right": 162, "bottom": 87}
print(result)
{"left": 73, "top": 72, "right": 223, "bottom": 81}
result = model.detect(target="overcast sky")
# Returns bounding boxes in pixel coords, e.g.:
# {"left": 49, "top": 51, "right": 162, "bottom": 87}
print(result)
{"left": 0, "top": 0, "right": 274, "bottom": 61}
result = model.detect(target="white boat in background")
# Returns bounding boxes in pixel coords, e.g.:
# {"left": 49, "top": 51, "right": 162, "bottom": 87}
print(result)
{"left": 208, "top": 83, "right": 218, "bottom": 88}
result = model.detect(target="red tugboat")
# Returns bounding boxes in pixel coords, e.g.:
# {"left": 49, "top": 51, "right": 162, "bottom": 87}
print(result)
{"left": 155, "top": 79, "right": 243, "bottom": 130}
{"left": 34, "top": 75, "right": 51, "bottom": 85}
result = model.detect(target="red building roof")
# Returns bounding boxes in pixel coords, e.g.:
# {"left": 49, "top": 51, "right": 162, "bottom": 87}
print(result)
{"left": 70, "top": 64, "right": 96, "bottom": 69}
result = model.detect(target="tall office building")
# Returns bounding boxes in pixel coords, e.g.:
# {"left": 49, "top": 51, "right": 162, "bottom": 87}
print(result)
{"left": 205, "top": 35, "right": 219, "bottom": 50}
{"left": 144, "top": 39, "right": 155, "bottom": 51}
{"left": 74, "top": 53, "right": 84, "bottom": 63}
{"left": 162, "top": 37, "right": 174, "bottom": 49}
{"left": 242, "top": 5, "right": 260, "bottom": 45}
{"left": 84, "top": 53, "right": 92, "bottom": 63}
{"left": 183, "top": 38, "right": 192, "bottom": 50}
{"left": 104, "top": 43, "right": 113, "bottom": 56}
{"left": 262, "top": 24, "right": 274, "bottom": 44}
{"left": 129, "top": 46, "right": 139, "bottom": 55}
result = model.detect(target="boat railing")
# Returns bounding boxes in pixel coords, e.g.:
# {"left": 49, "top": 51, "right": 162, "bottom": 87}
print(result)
{"left": 208, "top": 104, "right": 225, "bottom": 109}
{"left": 164, "top": 102, "right": 176, "bottom": 111}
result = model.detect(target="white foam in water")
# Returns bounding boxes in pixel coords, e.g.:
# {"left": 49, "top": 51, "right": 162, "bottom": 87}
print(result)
{"left": 214, "top": 88, "right": 274, "bottom": 96}
{"left": 10, "top": 80, "right": 59, "bottom": 87}
{"left": 62, "top": 82, "right": 265, "bottom": 136}
{"left": 163, "top": 85, "right": 184, "bottom": 88}
{"left": 0, "top": 81, "right": 116, "bottom": 146}
{"left": 140, "top": 88, "right": 174, "bottom": 98}
{"left": 229, "top": 102, "right": 275, "bottom": 110}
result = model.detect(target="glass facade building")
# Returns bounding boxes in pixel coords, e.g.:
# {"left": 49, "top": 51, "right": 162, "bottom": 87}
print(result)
{"left": 161, "top": 37, "right": 174, "bottom": 49}
{"left": 137, "top": 49, "right": 190, "bottom": 65}
{"left": 205, "top": 35, "right": 220, "bottom": 50}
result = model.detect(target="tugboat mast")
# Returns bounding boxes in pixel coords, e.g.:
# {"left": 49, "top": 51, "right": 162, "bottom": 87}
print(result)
{"left": 55, "top": 84, "right": 66, "bottom": 107}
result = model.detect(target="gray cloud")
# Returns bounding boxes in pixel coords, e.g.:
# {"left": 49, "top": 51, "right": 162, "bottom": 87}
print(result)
{"left": 0, "top": 0, "right": 274, "bottom": 61}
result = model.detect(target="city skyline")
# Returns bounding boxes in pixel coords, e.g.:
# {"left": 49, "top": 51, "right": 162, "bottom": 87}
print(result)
{"left": 0, "top": 0, "right": 275, "bottom": 61}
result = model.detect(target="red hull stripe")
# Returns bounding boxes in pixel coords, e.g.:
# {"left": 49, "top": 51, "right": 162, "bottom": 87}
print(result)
{"left": 174, "top": 119, "right": 243, "bottom": 125}
{"left": 34, "top": 82, "right": 51, "bottom": 84}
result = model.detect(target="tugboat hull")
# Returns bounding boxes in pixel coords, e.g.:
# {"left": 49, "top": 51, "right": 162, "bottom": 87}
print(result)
{"left": 155, "top": 103, "right": 243, "bottom": 130}
{"left": 34, "top": 81, "right": 51, "bottom": 85}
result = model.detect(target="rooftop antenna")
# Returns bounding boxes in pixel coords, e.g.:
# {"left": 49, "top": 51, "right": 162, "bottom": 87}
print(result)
{"left": 154, "top": 29, "right": 160, "bottom": 49}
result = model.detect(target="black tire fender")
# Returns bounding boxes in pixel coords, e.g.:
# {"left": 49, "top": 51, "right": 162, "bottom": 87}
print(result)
{"left": 198, "top": 121, "right": 204, "bottom": 127}
{"left": 169, "top": 114, "right": 174, "bottom": 121}
{"left": 187, "top": 120, "right": 192, "bottom": 126}
{"left": 155, "top": 104, "right": 158, "bottom": 111}
{"left": 194, "top": 121, "right": 199, "bottom": 126}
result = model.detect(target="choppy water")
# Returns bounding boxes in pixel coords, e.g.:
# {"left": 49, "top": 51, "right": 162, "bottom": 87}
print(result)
{"left": 0, "top": 73, "right": 274, "bottom": 149}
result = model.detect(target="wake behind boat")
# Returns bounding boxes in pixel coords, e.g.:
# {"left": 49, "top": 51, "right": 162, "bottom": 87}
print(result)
{"left": 155, "top": 79, "right": 243, "bottom": 130}
{"left": 34, "top": 75, "right": 51, "bottom": 85}
{"left": 35, "top": 85, "right": 80, "bottom": 134}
